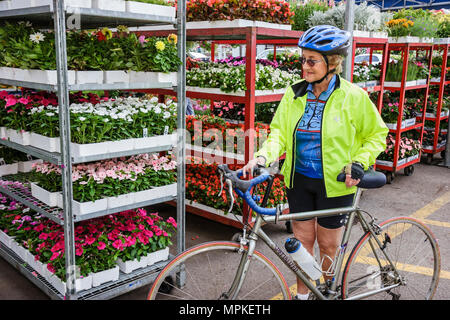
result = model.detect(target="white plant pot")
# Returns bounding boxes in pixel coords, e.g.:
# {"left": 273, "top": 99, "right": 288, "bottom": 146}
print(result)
{"left": 384, "top": 81, "right": 416, "bottom": 88}
{"left": 370, "top": 31, "right": 388, "bottom": 38}
{"left": 28, "top": 70, "right": 75, "bottom": 85}
{"left": 107, "top": 139, "right": 135, "bottom": 153}
{"left": 0, "top": 1, "right": 11, "bottom": 10}
{"left": 420, "top": 37, "right": 434, "bottom": 43}
{"left": 6, "top": 129, "right": 31, "bottom": 145}
{"left": 18, "top": 159, "right": 43, "bottom": 173}
{"left": 376, "top": 160, "right": 393, "bottom": 167}
{"left": 10, "top": 240, "right": 28, "bottom": 261}
{"left": 107, "top": 193, "right": 136, "bottom": 209}
{"left": 71, "top": 198, "right": 108, "bottom": 216}
{"left": 404, "top": 118, "right": 416, "bottom": 128}
{"left": 147, "top": 247, "right": 170, "bottom": 266}
{"left": 0, "top": 163, "right": 19, "bottom": 176}
{"left": 10, "top": 0, "right": 34, "bottom": 9}
{"left": 253, "top": 20, "right": 291, "bottom": 30}
{"left": 30, "top": 182, "right": 61, "bottom": 207}
{"left": 126, "top": 1, "right": 176, "bottom": 18}
{"left": 103, "top": 70, "right": 129, "bottom": 84}
{"left": 0, "top": 230, "right": 15, "bottom": 249}
{"left": 11, "top": 68, "right": 29, "bottom": 82}
{"left": 91, "top": 266, "right": 119, "bottom": 287}
{"left": 0, "top": 67, "right": 13, "bottom": 79}
{"left": 134, "top": 183, "right": 177, "bottom": 203}
{"left": 92, "top": 0, "right": 125, "bottom": 11}
{"left": 416, "top": 79, "right": 427, "bottom": 85}
{"left": 0, "top": 127, "right": 6, "bottom": 139}
{"left": 129, "top": 71, "right": 177, "bottom": 86}
{"left": 407, "top": 154, "right": 419, "bottom": 163}
{"left": 50, "top": 274, "right": 93, "bottom": 294}
{"left": 365, "top": 80, "right": 378, "bottom": 87}
{"left": 116, "top": 256, "right": 148, "bottom": 274}
{"left": 76, "top": 71, "right": 104, "bottom": 84}
{"left": 430, "top": 77, "right": 441, "bottom": 83}
{"left": 133, "top": 133, "right": 177, "bottom": 150}
{"left": 353, "top": 30, "right": 370, "bottom": 37}
{"left": 70, "top": 141, "right": 109, "bottom": 158}
{"left": 355, "top": 82, "right": 366, "bottom": 88}
{"left": 30, "top": 133, "right": 61, "bottom": 153}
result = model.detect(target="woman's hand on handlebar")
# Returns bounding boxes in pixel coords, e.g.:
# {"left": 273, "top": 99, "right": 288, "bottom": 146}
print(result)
{"left": 242, "top": 156, "right": 266, "bottom": 178}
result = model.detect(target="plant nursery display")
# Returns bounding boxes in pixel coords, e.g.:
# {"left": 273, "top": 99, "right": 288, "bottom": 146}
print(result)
{"left": 186, "top": 0, "right": 294, "bottom": 25}
{"left": 186, "top": 159, "right": 287, "bottom": 216}
{"left": 0, "top": 22, "right": 181, "bottom": 82}
{"left": 0, "top": 192, "right": 176, "bottom": 291}
{"left": 377, "top": 134, "right": 421, "bottom": 165}
{"left": 186, "top": 60, "right": 301, "bottom": 93}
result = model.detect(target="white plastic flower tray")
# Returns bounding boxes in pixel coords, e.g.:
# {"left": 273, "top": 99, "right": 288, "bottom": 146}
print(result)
{"left": 0, "top": 163, "right": 19, "bottom": 177}
{"left": 30, "top": 182, "right": 61, "bottom": 207}
{"left": 126, "top": 1, "right": 176, "bottom": 19}
{"left": 90, "top": 266, "right": 120, "bottom": 287}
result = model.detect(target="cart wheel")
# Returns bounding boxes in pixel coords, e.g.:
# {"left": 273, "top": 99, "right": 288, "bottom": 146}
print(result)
{"left": 385, "top": 172, "right": 393, "bottom": 184}
{"left": 231, "top": 233, "right": 241, "bottom": 243}
{"left": 285, "top": 221, "right": 293, "bottom": 233}
{"left": 426, "top": 154, "right": 433, "bottom": 165}
{"left": 158, "top": 276, "right": 174, "bottom": 295}
{"left": 404, "top": 165, "right": 415, "bottom": 176}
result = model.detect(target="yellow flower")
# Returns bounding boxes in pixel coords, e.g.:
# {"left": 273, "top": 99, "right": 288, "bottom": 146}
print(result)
{"left": 101, "top": 27, "right": 113, "bottom": 40}
{"left": 168, "top": 33, "right": 177, "bottom": 45}
{"left": 155, "top": 40, "right": 165, "bottom": 51}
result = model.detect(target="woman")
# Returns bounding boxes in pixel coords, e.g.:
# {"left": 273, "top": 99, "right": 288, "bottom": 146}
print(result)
{"left": 242, "top": 25, "right": 388, "bottom": 300}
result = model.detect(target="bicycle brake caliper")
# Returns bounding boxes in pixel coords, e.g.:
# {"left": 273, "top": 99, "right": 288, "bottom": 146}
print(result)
{"left": 239, "top": 229, "right": 248, "bottom": 254}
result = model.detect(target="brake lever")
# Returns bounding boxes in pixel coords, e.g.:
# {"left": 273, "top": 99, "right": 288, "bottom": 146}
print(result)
{"left": 226, "top": 179, "right": 234, "bottom": 214}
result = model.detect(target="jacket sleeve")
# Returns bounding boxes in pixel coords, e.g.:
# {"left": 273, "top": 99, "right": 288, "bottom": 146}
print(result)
{"left": 352, "top": 92, "right": 388, "bottom": 169}
{"left": 254, "top": 90, "right": 290, "bottom": 166}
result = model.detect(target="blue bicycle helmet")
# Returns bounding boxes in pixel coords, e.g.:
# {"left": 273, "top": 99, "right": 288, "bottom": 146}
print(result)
{"left": 298, "top": 25, "right": 351, "bottom": 56}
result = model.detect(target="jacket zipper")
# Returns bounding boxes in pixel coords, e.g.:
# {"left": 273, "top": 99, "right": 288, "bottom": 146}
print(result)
{"left": 289, "top": 90, "right": 338, "bottom": 189}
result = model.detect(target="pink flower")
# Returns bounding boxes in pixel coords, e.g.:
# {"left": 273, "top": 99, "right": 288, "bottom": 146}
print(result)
{"left": 50, "top": 251, "right": 61, "bottom": 261}
{"left": 38, "top": 232, "right": 48, "bottom": 240}
{"left": 97, "top": 242, "right": 106, "bottom": 250}
{"left": 76, "top": 247, "right": 83, "bottom": 256}
{"left": 85, "top": 235, "right": 96, "bottom": 245}
{"left": 18, "top": 97, "right": 29, "bottom": 105}
{"left": 139, "top": 35, "right": 146, "bottom": 44}
{"left": 5, "top": 96, "right": 17, "bottom": 107}
{"left": 112, "top": 239, "right": 124, "bottom": 250}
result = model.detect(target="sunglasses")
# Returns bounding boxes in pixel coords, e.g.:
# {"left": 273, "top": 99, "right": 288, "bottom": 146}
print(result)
{"left": 300, "top": 57, "right": 324, "bottom": 67}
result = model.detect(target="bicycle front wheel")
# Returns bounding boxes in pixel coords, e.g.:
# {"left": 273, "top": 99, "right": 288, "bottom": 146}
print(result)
{"left": 342, "top": 216, "right": 441, "bottom": 300}
{"left": 147, "top": 241, "right": 291, "bottom": 300}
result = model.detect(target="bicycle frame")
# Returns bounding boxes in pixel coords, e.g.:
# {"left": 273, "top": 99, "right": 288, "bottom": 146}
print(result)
{"left": 228, "top": 188, "right": 403, "bottom": 300}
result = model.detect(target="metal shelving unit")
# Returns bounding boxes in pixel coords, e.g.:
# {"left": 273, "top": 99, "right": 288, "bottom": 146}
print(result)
{"left": 0, "top": 0, "right": 186, "bottom": 300}
{"left": 376, "top": 42, "right": 434, "bottom": 182}
{"left": 423, "top": 43, "right": 449, "bottom": 163}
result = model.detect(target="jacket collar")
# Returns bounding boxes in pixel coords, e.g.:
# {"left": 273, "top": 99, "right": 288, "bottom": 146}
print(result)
{"left": 292, "top": 75, "right": 341, "bottom": 99}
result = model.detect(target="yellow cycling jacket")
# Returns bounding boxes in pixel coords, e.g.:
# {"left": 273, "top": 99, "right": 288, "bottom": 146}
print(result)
{"left": 254, "top": 76, "right": 388, "bottom": 198}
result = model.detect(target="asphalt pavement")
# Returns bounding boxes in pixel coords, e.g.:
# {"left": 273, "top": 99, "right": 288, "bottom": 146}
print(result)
{"left": 0, "top": 157, "right": 448, "bottom": 300}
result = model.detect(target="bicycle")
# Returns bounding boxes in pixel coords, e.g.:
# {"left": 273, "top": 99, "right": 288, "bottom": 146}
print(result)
{"left": 148, "top": 164, "right": 441, "bottom": 300}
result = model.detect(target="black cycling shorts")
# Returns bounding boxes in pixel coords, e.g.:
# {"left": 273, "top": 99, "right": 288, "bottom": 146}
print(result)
{"left": 286, "top": 172, "right": 354, "bottom": 229}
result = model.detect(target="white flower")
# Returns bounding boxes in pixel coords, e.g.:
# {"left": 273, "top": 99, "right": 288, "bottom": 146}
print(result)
{"left": 163, "top": 111, "right": 171, "bottom": 119}
{"left": 78, "top": 116, "right": 86, "bottom": 121}
{"left": 30, "top": 32, "right": 46, "bottom": 44}
{"left": 153, "top": 106, "right": 162, "bottom": 114}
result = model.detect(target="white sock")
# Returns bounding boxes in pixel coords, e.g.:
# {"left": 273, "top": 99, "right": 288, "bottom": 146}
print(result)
{"left": 296, "top": 293, "right": 309, "bottom": 300}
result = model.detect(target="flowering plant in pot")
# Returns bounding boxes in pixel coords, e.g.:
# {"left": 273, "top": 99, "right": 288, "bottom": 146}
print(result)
{"left": 186, "top": 0, "right": 294, "bottom": 24}
{"left": 31, "top": 153, "right": 177, "bottom": 203}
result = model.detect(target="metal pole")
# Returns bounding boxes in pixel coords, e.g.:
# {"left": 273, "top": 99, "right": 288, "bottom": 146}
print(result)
{"left": 54, "top": 0, "right": 77, "bottom": 299}
{"left": 176, "top": 0, "right": 186, "bottom": 254}
{"left": 343, "top": 0, "right": 355, "bottom": 81}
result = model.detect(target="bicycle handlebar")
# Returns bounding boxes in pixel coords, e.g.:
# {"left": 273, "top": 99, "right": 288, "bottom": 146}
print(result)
{"left": 218, "top": 164, "right": 386, "bottom": 216}
{"left": 217, "top": 164, "right": 278, "bottom": 216}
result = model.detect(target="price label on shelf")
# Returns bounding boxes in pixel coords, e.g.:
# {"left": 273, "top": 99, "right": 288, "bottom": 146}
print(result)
{"left": 164, "top": 126, "right": 169, "bottom": 135}
{"left": 143, "top": 128, "right": 148, "bottom": 138}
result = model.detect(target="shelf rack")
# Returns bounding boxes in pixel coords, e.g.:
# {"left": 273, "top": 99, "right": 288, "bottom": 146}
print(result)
{"left": 375, "top": 42, "right": 434, "bottom": 181}
{"left": 137, "top": 26, "right": 301, "bottom": 228}
{"left": 422, "top": 43, "right": 449, "bottom": 163}
{"left": 0, "top": 0, "right": 186, "bottom": 300}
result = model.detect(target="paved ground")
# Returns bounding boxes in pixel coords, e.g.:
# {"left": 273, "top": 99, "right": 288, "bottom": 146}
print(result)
{"left": 0, "top": 157, "right": 449, "bottom": 300}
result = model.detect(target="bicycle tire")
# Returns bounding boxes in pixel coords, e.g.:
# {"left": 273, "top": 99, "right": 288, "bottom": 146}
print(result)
{"left": 341, "top": 216, "right": 441, "bottom": 300}
{"left": 147, "top": 241, "right": 291, "bottom": 300}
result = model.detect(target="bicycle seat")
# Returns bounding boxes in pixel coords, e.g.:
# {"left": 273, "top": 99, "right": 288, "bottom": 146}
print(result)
{"left": 337, "top": 169, "right": 386, "bottom": 189}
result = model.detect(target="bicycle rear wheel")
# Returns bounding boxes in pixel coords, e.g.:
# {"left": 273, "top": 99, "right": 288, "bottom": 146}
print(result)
{"left": 341, "top": 216, "right": 440, "bottom": 300}
{"left": 147, "top": 241, "right": 291, "bottom": 300}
